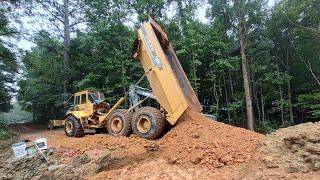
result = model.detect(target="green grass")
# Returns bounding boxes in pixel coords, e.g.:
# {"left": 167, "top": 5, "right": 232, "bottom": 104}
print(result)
{"left": 0, "top": 121, "right": 13, "bottom": 140}
{"left": 0, "top": 130, "right": 12, "bottom": 140}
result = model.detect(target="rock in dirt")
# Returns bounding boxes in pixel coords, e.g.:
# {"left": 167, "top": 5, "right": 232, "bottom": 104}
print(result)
{"left": 263, "top": 156, "right": 279, "bottom": 168}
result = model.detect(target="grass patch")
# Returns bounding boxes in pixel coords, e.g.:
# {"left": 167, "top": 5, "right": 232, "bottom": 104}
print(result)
{"left": 0, "top": 121, "right": 13, "bottom": 140}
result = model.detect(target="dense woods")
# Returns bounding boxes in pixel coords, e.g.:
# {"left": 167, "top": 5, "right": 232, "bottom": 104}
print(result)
{"left": 0, "top": 0, "right": 319, "bottom": 133}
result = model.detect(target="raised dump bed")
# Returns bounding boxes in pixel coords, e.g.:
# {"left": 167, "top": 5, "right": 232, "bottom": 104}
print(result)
{"left": 132, "top": 17, "right": 203, "bottom": 125}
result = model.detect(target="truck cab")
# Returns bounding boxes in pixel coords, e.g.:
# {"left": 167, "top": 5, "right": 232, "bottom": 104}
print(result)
{"left": 64, "top": 90, "right": 111, "bottom": 137}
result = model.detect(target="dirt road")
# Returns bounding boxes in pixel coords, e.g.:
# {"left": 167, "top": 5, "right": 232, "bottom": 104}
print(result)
{"left": 1, "top": 111, "right": 320, "bottom": 179}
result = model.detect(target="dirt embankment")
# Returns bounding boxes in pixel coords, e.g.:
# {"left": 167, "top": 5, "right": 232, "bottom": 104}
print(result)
{"left": 239, "top": 121, "right": 320, "bottom": 179}
{"left": 0, "top": 109, "right": 265, "bottom": 179}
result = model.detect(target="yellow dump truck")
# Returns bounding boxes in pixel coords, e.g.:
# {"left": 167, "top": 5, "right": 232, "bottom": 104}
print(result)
{"left": 64, "top": 17, "right": 202, "bottom": 139}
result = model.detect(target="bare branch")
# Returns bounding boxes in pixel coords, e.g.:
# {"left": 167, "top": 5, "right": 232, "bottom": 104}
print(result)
{"left": 69, "top": 19, "right": 85, "bottom": 27}
{"left": 290, "top": 40, "right": 320, "bottom": 86}
{"left": 39, "top": 2, "right": 64, "bottom": 23}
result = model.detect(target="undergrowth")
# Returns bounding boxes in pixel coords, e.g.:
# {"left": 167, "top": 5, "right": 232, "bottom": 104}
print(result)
{"left": 0, "top": 120, "right": 13, "bottom": 140}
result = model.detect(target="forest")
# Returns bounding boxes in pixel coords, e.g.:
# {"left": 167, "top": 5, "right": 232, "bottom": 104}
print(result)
{"left": 0, "top": 0, "right": 319, "bottom": 133}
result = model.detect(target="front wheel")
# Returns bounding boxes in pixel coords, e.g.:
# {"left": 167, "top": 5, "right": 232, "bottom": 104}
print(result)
{"left": 64, "top": 116, "right": 84, "bottom": 137}
{"left": 131, "top": 107, "right": 165, "bottom": 140}
{"left": 107, "top": 109, "right": 132, "bottom": 137}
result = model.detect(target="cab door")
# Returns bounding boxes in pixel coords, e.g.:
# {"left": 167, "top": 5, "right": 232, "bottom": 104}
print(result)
{"left": 74, "top": 95, "right": 81, "bottom": 111}
{"left": 77, "top": 93, "right": 93, "bottom": 117}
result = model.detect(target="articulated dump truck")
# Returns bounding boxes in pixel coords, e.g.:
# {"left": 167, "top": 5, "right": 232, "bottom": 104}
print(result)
{"left": 64, "top": 17, "right": 202, "bottom": 140}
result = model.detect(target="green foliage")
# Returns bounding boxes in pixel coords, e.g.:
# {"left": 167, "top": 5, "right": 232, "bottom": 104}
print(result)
{"left": 255, "top": 121, "right": 277, "bottom": 134}
{"left": 0, "top": 119, "right": 13, "bottom": 140}
{"left": 0, "top": 1, "right": 18, "bottom": 112}
{"left": 18, "top": 31, "right": 65, "bottom": 121}
{"left": 295, "top": 92, "right": 320, "bottom": 119}
{"left": 15, "top": 0, "right": 320, "bottom": 130}
{"left": 0, "top": 103, "right": 33, "bottom": 124}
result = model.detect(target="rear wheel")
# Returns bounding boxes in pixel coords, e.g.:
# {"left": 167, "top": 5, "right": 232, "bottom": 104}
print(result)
{"left": 131, "top": 107, "right": 165, "bottom": 140}
{"left": 107, "top": 109, "right": 132, "bottom": 137}
{"left": 64, "top": 116, "right": 84, "bottom": 137}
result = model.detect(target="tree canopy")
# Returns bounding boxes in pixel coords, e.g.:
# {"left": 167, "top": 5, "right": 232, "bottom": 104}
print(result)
{"left": 1, "top": 0, "right": 319, "bottom": 133}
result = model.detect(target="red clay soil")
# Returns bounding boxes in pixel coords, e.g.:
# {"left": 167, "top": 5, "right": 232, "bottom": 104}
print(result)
{"left": 4, "top": 110, "right": 320, "bottom": 179}
{"left": 159, "top": 110, "right": 264, "bottom": 169}
{"left": 19, "top": 109, "right": 263, "bottom": 170}
{"left": 3, "top": 109, "right": 264, "bottom": 179}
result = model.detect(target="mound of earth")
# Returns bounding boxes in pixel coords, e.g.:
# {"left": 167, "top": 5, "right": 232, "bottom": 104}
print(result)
{"left": 237, "top": 121, "right": 320, "bottom": 180}
{"left": 259, "top": 121, "right": 320, "bottom": 173}
{"left": 159, "top": 110, "right": 263, "bottom": 169}
{"left": 0, "top": 149, "right": 56, "bottom": 179}
{"left": 1, "top": 109, "right": 264, "bottom": 179}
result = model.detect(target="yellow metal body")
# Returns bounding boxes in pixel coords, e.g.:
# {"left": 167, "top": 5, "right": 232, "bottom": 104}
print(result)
{"left": 134, "top": 18, "right": 202, "bottom": 125}
{"left": 65, "top": 17, "right": 202, "bottom": 129}
{"left": 66, "top": 90, "right": 94, "bottom": 119}
{"left": 98, "top": 97, "right": 125, "bottom": 124}
{"left": 65, "top": 90, "right": 110, "bottom": 128}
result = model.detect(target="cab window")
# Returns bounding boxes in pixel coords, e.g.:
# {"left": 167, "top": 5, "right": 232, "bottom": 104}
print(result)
{"left": 99, "top": 93, "right": 105, "bottom": 101}
{"left": 88, "top": 94, "right": 94, "bottom": 103}
{"left": 81, "top": 94, "right": 86, "bottom": 104}
{"left": 75, "top": 96, "right": 80, "bottom": 105}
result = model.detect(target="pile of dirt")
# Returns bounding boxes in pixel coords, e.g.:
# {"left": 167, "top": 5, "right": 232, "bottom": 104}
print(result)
{"left": 28, "top": 109, "right": 263, "bottom": 172}
{"left": 2, "top": 109, "right": 264, "bottom": 179}
{"left": 232, "top": 121, "right": 320, "bottom": 180}
{"left": 258, "top": 122, "right": 320, "bottom": 173}
{"left": 4, "top": 112, "right": 320, "bottom": 179}
{"left": 158, "top": 110, "right": 263, "bottom": 169}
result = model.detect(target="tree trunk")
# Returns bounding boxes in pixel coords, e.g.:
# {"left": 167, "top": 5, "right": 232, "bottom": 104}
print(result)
{"left": 253, "top": 83, "right": 261, "bottom": 122}
{"left": 213, "top": 81, "right": 219, "bottom": 115}
{"left": 279, "top": 85, "right": 284, "bottom": 125}
{"left": 33, "top": 105, "right": 36, "bottom": 121}
{"left": 177, "top": 0, "right": 185, "bottom": 34}
{"left": 63, "top": 0, "right": 70, "bottom": 94}
{"left": 276, "top": 65, "right": 285, "bottom": 125}
{"left": 223, "top": 74, "right": 231, "bottom": 124}
{"left": 235, "top": 0, "right": 254, "bottom": 130}
{"left": 287, "top": 79, "right": 294, "bottom": 123}
{"left": 261, "top": 89, "right": 265, "bottom": 122}
{"left": 285, "top": 48, "right": 294, "bottom": 124}
{"left": 229, "top": 70, "right": 235, "bottom": 99}
{"left": 192, "top": 54, "right": 198, "bottom": 95}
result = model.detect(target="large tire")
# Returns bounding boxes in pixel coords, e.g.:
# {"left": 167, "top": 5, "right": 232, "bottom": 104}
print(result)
{"left": 64, "top": 116, "right": 84, "bottom": 137}
{"left": 131, "top": 107, "right": 165, "bottom": 140}
{"left": 107, "top": 109, "right": 132, "bottom": 137}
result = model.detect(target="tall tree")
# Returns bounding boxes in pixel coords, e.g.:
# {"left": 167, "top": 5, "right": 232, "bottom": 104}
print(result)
{"left": 18, "top": 31, "right": 65, "bottom": 121}
{"left": 25, "top": 0, "right": 86, "bottom": 94}
{"left": 0, "top": 1, "right": 19, "bottom": 112}
{"left": 233, "top": 0, "right": 254, "bottom": 130}
{"left": 131, "top": 0, "right": 167, "bottom": 22}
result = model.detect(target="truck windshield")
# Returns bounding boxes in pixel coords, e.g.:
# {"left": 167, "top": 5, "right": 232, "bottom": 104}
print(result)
{"left": 89, "top": 92, "right": 105, "bottom": 103}
{"left": 99, "top": 93, "right": 105, "bottom": 101}
{"left": 89, "top": 92, "right": 99, "bottom": 102}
